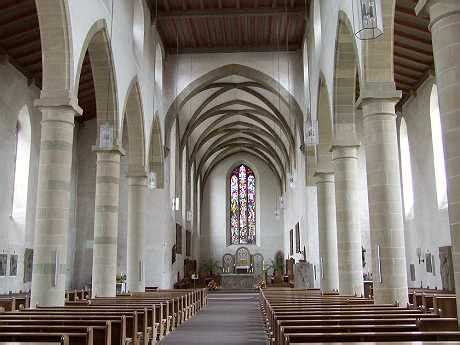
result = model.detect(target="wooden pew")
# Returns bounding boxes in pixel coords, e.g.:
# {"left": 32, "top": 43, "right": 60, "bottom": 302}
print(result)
{"left": 260, "top": 287, "right": 460, "bottom": 345}
{"left": 284, "top": 331, "right": 460, "bottom": 344}
{"left": 0, "top": 317, "right": 127, "bottom": 345}
{"left": 0, "top": 330, "right": 93, "bottom": 345}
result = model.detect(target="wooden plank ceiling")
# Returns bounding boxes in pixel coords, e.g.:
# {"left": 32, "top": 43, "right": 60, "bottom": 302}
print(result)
{"left": 0, "top": 0, "right": 435, "bottom": 121}
{"left": 148, "top": 0, "right": 308, "bottom": 54}
{"left": 394, "top": 0, "right": 434, "bottom": 106}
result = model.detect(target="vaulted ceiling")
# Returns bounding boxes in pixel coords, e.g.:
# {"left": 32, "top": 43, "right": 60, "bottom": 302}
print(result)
{"left": 147, "top": 0, "right": 309, "bottom": 54}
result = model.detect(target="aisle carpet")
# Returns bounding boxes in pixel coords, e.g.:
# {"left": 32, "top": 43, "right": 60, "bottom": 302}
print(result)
{"left": 162, "top": 292, "right": 268, "bottom": 344}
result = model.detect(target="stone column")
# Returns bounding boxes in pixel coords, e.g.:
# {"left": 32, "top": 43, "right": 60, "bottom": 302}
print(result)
{"left": 31, "top": 101, "right": 80, "bottom": 307}
{"left": 359, "top": 84, "right": 408, "bottom": 305}
{"left": 315, "top": 171, "right": 340, "bottom": 293}
{"left": 91, "top": 148, "right": 123, "bottom": 297}
{"left": 127, "top": 175, "right": 147, "bottom": 292}
{"left": 417, "top": 0, "right": 460, "bottom": 317}
{"left": 332, "top": 145, "right": 364, "bottom": 296}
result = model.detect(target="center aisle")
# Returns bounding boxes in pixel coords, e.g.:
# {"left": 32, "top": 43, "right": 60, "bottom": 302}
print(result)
{"left": 162, "top": 291, "right": 268, "bottom": 344}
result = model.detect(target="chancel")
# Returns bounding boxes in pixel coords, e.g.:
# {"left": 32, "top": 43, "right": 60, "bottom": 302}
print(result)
{"left": 1, "top": 0, "right": 460, "bottom": 344}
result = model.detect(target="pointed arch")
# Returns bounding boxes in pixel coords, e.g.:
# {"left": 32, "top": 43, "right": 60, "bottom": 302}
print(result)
{"left": 74, "top": 19, "right": 118, "bottom": 134}
{"left": 35, "top": 0, "right": 73, "bottom": 99}
{"left": 333, "top": 12, "right": 360, "bottom": 139}
{"left": 148, "top": 115, "right": 165, "bottom": 188}
{"left": 121, "top": 77, "right": 146, "bottom": 175}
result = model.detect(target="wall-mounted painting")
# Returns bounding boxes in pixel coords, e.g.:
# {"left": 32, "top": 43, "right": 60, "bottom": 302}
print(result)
{"left": 23, "top": 248, "right": 33, "bottom": 282}
{"left": 289, "top": 229, "right": 293, "bottom": 256}
{"left": 9, "top": 254, "right": 18, "bottom": 276}
{"left": 186, "top": 230, "right": 191, "bottom": 257}
{"left": 295, "top": 223, "right": 300, "bottom": 253}
{"left": 176, "top": 224, "right": 182, "bottom": 254}
{"left": 0, "top": 254, "right": 7, "bottom": 276}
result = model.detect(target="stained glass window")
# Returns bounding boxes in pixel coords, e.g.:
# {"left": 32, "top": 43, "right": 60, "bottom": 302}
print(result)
{"left": 230, "top": 164, "right": 256, "bottom": 244}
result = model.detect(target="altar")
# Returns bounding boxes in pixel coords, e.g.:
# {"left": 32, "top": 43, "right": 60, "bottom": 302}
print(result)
{"left": 221, "top": 273, "right": 255, "bottom": 289}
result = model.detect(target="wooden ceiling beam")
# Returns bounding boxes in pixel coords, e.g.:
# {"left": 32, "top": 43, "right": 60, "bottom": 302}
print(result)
{"left": 394, "top": 29, "right": 432, "bottom": 46}
{"left": 0, "top": 12, "right": 37, "bottom": 30}
{"left": 162, "top": 0, "right": 170, "bottom": 12}
{"left": 394, "top": 41, "right": 432, "bottom": 57}
{"left": 157, "top": 6, "right": 305, "bottom": 19}
{"left": 0, "top": 26, "right": 38, "bottom": 43}
{"left": 394, "top": 60, "right": 426, "bottom": 73}
{"left": 167, "top": 43, "right": 299, "bottom": 54}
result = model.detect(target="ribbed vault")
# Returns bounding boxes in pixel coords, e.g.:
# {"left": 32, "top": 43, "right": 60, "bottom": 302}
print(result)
{"left": 165, "top": 64, "right": 303, "bottom": 193}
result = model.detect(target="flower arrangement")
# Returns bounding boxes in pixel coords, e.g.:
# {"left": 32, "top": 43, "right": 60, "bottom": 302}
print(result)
{"left": 207, "top": 279, "right": 218, "bottom": 290}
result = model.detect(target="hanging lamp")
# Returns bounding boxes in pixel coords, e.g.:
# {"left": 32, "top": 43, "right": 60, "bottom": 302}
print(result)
{"left": 353, "top": 0, "right": 384, "bottom": 40}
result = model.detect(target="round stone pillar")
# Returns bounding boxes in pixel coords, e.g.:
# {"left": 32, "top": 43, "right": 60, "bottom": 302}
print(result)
{"left": 91, "top": 149, "right": 122, "bottom": 297}
{"left": 360, "top": 93, "right": 408, "bottom": 305}
{"left": 127, "top": 176, "right": 147, "bottom": 292}
{"left": 417, "top": 0, "right": 460, "bottom": 317}
{"left": 332, "top": 145, "right": 364, "bottom": 296}
{"left": 31, "top": 103, "right": 78, "bottom": 307}
{"left": 315, "top": 171, "right": 340, "bottom": 293}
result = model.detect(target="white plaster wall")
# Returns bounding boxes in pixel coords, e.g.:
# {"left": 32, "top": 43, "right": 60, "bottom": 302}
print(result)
{"left": 402, "top": 78, "right": 451, "bottom": 290}
{"left": 200, "top": 153, "right": 284, "bottom": 267}
{"left": 0, "top": 63, "right": 41, "bottom": 294}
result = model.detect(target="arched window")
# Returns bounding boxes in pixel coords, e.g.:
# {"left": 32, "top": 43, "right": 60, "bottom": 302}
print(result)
{"left": 154, "top": 45, "right": 163, "bottom": 89}
{"left": 11, "top": 106, "right": 31, "bottom": 222}
{"left": 132, "top": 0, "right": 145, "bottom": 64}
{"left": 230, "top": 164, "right": 256, "bottom": 245}
{"left": 399, "top": 117, "right": 414, "bottom": 220}
{"left": 303, "top": 40, "right": 310, "bottom": 110}
{"left": 430, "top": 84, "right": 448, "bottom": 209}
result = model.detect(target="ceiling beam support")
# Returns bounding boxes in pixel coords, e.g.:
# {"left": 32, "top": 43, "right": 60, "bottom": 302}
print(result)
{"left": 158, "top": 6, "right": 305, "bottom": 19}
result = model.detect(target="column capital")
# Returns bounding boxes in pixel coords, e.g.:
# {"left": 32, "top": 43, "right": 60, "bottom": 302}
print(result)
{"left": 416, "top": 0, "right": 460, "bottom": 28}
{"left": 92, "top": 145, "right": 126, "bottom": 156}
{"left": 331, "top": 144, "right": 360, "bottom": 160}
{"left": 356, "top": 81, "right": 402, "bottom": 110}
{"left": 34, "top": 95, "right": 83, "bottom": 116}
{"left": 127, "top": 174, "right": 148, "bottom": 187}
{"left": 314, "top": 171, "right": 335, "bottom": 184}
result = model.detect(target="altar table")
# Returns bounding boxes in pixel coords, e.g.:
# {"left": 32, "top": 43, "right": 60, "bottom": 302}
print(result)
{"left": 221, "top": 273, "right": 255, "bottom": 289}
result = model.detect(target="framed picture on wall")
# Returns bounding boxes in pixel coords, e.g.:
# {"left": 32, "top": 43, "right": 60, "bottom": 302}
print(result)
{"left": 9, "top": 254, "right": 18, "bottom": 276}
{"left": 295, "top": 223, "right": 300, "bottom": 253}
{"left": 23, "top": 248, "right": 33, "bottom": 283}
{"left": 186, "top": 230, "right": 191, "bottom": 257}
{"left": 426, "top": 253, "right": 433, "bottom": 273}
{"left": 410, "top": 264, "right": 416, "bottom": 281}
{"left": 172, "top": 245, "right": 177, "bottom": 265}
{"left": 176, "top": 224, "right": 182, "bottom": 254}
{"left": 0, "top": 254, "right": 7, "bottom": 276}
{"left": 289, "top": 229, "right": 294, "bottom": 256}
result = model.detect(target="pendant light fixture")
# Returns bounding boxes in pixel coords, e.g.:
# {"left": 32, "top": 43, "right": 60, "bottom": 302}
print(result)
{"left": 352, "top": 0, "right": 384, "bottom": 40}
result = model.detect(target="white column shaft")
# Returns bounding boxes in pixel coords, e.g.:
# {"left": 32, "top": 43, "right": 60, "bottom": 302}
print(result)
{"left": 31, "top": 107, "right": 75, "bottom": 307}
{"left": 333, "top": 146, "right": 364, "bottom": 296}
{"left": 362, "top": 102, "right": 408, "bottom": 305}
{"left": 316, "top": 172, "right": 340, "bottom": 293}
{"left": 422, "top": 0, "right": 460, "bottom": 318}
{"left": 92, "top": 151, "right": 121, "bottom": 297}
{"left": 127, "top": 176, "right": 147, "bottom": 292}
